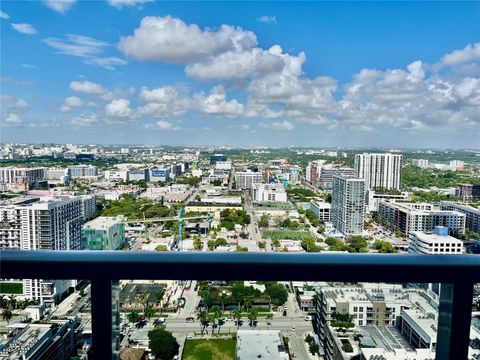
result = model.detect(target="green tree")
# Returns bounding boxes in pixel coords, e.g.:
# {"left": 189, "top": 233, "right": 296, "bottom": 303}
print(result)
{"left": 1, "top": 309, "right": 13, "bottom": 324}
{"left": 309, "top": 342, "right": 320, "bottom": 355}
{"left": 127, "top": 310, "right": 139, "bottom": 323}
{"left": 258, "top": 241, "right": 266, "bottom": 250}
{"left": 148, "top": 327, "right": 179, "bottom": 360}
{"left": 247, "top": 308, "right": 258, "bottom": 329}
{"left": 196, "top": 310, "right": 208, "bottom": 334}
{"left": 264, "top": 283, "right": 288, "bottom": 306}
{"left": 258, "top": 214, "right": 269, "bottom": 228}
{"left": 156, "top": 290, "right": 165, "bottom": 305}
{"left": 373, "top": 240, "right": 397, "bottom": 253}
{"left": 233, "top": 308, "right": 242, "bottom": 329}
{"left": 144, "top": 305, "right": 155, "bottom": 321}
{"left": 347, "top": 236, "right": 368, "bottom": 253}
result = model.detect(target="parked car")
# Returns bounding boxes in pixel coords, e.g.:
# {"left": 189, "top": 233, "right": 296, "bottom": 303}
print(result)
{"left": 186, "top": 317, "right": 195, "bottom": 322}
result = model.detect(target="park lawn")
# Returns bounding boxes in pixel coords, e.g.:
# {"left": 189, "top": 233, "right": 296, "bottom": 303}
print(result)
{"left": 182, "top": 338, "right": 236, "bottom": 360}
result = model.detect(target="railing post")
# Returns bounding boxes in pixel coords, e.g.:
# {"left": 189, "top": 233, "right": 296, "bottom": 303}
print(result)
{"left": 436, "top": 281, "right": 474, "bottom": 360}
{"left": 91, "top": 279, "right": 113, "bottom": 359}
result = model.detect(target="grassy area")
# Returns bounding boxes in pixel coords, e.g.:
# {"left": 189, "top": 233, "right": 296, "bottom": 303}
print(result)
{"left": 182, "top": 338, "right": 236, "bottom": 360}
{"left": 261, "top": 230, "right": 314, "bottom": 241}
{"left": 0, "top": 282, "right": 23, "bottom": 294}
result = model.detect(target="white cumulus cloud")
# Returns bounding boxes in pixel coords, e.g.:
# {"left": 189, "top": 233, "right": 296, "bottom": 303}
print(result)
{"left": 70, "top": 80, "right": 105, "bottom": 95}
{"left": 0, "top": 11, "right": 9, "bottom": 19}
{"left": 195, "top": 86, "right": 244, "bottom": 117}
{"left": 119, "top": 16, "right": 257, "bottom": 63}
{"left": 257, "top": 15, "right": 277, "bottom": 24}
{"left": 107, "top": 0, "right": 154, "bottom": 9}
{"left": 11, "top": 23, "right": 38, "bottom": 35}
{"left": 105, "top": 99, "right": 133, "bottom": 117}
{"left": 43, "top": 0, "right": 77, "bottom": 14}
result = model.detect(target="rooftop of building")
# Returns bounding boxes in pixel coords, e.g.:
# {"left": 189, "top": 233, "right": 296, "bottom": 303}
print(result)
{"left": 84, "top": 216, "right": 124, "bottom": 230}
{"left": 410, "top": 231, "right": 463, "bottom": 244}
{"left": 236, "top": 330, "right": 289, "bottom": 360}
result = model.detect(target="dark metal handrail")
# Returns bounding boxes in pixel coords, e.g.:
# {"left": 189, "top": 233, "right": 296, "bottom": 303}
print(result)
{"left": 2, "top": 250, "right": 480, "bottom": 360}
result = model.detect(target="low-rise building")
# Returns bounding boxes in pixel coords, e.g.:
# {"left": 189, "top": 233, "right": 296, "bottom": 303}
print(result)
{"left": 366, "top": 189, "right": 410, "bottom": 212}
{"left": 252, "top": 183, "right": 287, "bottom": 204}
{"left": 82, "top": 216, "right": 125, "bottom": 250}
{"left": 440, "top": 201, "right": 480, "bottom": 233}
{"left": 409, "top": 227, "right": 463, "bottom": 255}
{"left": 236, "top": 330, "right": 289, "bottom": 360}
{"left": 378, "top": 201, "right": 465, "bottom": 238}
{"left": 309, "top": 201, "right": 331, "bottom": 222}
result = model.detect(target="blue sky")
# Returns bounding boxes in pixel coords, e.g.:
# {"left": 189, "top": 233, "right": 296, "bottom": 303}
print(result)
{"left": 1, "top": 1, "right": 479, "bottom": 147}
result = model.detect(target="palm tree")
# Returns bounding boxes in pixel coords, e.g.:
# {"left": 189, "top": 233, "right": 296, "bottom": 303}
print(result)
{"left": 196, "top": 310, "right": 207, "bottom": 334}
{"left": 247, "top": 308, "right": 258, "bottom": 329}
{"left": 127, "top": 310, "right": 139, "bottom": 324}
{"left": 208, "top": 313, "right": 217, "bottom": 335}
{"left": 219, "top": 293, "right": 227, "bottom": 313}
{"left": 2, "top": 309, "right": 13, "bottom": 324}
{"left": 211, "top": 306, "right": 222, "bottom": 333}
{"left": 144, "top": 305, "right": 155, "bottom": 322}
{"left": 138, "top": 291, "right": 149, "bottom": 309}
{"left": 7, "top": 295, "right": 16, "bottom": 311}
{"left": 233, "top": 309, "right": 242, "bottom": 329}
{"left": 155, "top": 290, "right": 165, "bottom": 306}
{"left": 244, "top": 298, "right": 252, "bottom": 312}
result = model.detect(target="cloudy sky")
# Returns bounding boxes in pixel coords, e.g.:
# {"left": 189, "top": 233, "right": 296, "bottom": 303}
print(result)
{"left": 1, "top": 1, "right": 479, "bottom": 147}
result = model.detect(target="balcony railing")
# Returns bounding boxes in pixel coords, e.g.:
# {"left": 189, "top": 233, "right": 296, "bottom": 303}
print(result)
{"left": 2, "top": 250, "right": 480, "bottom": 359}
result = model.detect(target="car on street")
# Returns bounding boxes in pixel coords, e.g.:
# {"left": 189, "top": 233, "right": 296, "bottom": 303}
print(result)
{"left": 186, "top": 317, "right": 194, "bottom": 322}
{"left": 305, "top": 316, "right": 313, "bottom": 321}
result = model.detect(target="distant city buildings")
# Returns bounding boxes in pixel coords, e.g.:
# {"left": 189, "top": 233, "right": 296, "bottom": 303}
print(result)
{"left": 455, "top": 184, "right": 480, "bottom": 202}
{"left": 331, "top": 175, "right": 365, "bottom": 235}
{"left": 307, "top": 160, "right": 354, "bottom": 189}
{"left": 0, "top": 167, "right": 47, "bottom": 191}
{"left": 354, "top": 153, "right": 403, "bottom": 191}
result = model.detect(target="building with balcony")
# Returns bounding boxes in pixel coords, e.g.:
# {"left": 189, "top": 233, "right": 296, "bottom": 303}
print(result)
{"left": 331, "top": 175, "right": 365, "bottom": 235}
{"left": 0, "top": 167, "right": 47, "bottom": 191}
{"left": 378, "top": 201, "right": 465, "bottom": 238}
{"left": 0, "top": 196, "right": 83, "bottom": 304}
{"left": 455, "top": 184, "right": 480, "bottom": 202}
{"left": 354, "top": 153, "right": 403, "bottom": 191}
{"left": 440, "top": 201, "right": 480, "bottom": 233}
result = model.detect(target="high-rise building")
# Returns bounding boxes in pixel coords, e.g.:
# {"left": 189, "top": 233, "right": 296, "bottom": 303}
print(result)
{"left": 331, "top": 175, "right": 365, "bottom": 235}
{"left": 0, "top": 196, "right": 83, "bottom": 303}
{"left": 354, "top": 153, "right": 403, "bottom": 191}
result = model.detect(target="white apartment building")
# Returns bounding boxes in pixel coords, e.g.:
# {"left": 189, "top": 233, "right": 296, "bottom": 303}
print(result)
{"left": 235, "top": 170, "right": 263, "bottom": 190}
{"left": 309, "top": 201, "right": 331, "bottom": 222}
{"left": 378, "top": 201, "right": 466, "bottom": 238}
{"left": 104, "top": 170, "right": 128, "bottom": 181}
{"left": 0, "top": 196, "right": 84, "bottom": 304}
{"left": 0, "top": 167, "right": 47, "bottom": 191}
{"left": 315, "top": 283, "right": 440, "bottom": 360}
{"left": 365, "top": 189, "right": 410, "bottom": 212}
{"left": 331, "top": 175, "right": 365, "bottom": 235}
{"left": 440, "top": 201, "right": 480, "bottom": 233}
{"left": 252, "top": 183, "right": 287, "bottom": 204}
{"left": 409, "top": 227, "right": 463, "bottom": 255}
{"left": 354, "top": 153, "right": 403, "bottom": 191}
{"left": 68, "top": 165, "right": 99, "bottom": 178}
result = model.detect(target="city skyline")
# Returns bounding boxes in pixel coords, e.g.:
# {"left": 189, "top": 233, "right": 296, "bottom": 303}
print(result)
{"left": 1, "top": 1, "right": 479, "bottom": 147}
